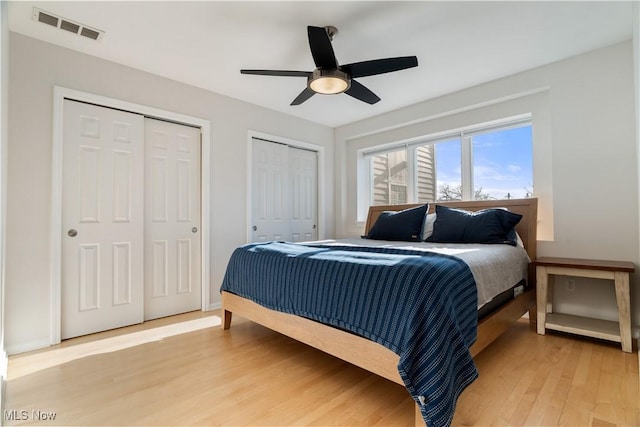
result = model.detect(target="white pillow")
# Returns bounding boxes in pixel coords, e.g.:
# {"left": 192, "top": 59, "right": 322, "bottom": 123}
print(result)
{"left": 421, "top": 213, "right": 437, "bottom": 241}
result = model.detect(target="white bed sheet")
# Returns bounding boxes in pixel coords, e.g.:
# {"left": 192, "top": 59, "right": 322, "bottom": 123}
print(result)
{"left": 306, "top": 238, "right": 530, "bottom": 309}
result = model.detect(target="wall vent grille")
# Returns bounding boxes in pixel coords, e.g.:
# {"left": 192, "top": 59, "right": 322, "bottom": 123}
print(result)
{"left": 31, "top": 7, "right": 104, "bottom": 41}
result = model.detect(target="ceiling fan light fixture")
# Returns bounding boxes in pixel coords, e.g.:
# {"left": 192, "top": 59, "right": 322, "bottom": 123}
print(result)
{"left": 240, "top": 25, "right": 418, "bottom": 105}
{"left": 308, "top": 69, "right": 350, "bottom": 94}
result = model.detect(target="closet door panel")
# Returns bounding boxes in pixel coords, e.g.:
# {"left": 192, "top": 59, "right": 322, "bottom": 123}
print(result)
{"left": 144, "top": 119, "right": 201, "bottom": 320}
{"left": 250, "top": 139, "right": 290, "bottom": 242}
{"left": 62, "top": 100, "right": 144, "bottom": 339}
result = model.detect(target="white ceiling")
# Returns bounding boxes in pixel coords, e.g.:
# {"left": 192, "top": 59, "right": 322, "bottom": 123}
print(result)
{"left": 8, "top": 1, "right": 634, "bottom": 128}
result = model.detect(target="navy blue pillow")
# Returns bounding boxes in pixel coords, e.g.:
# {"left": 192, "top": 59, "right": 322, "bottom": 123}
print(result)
{"left": 365, "top": 204, "right": 428, "bottom": 242}
{"left": 426, "top": 205, "right": 522, "bottom": 246}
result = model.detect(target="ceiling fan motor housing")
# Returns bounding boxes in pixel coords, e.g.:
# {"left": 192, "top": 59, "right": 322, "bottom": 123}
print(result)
{"left": 308, "top": 69, "right": 351, "bottom": 94}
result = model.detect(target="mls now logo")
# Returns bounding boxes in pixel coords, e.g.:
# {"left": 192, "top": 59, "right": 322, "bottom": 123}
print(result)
{"left": 4, "top": 409, "right": 57, "bottom": 421}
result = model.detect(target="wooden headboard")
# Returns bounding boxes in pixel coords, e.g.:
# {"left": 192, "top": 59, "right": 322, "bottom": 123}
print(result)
{"left": 365, "top": 198, "right": 538, "bottom": 263}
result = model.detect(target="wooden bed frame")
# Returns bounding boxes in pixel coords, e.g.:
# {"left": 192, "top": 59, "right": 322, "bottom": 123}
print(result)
{"left": 222, "top": 198, "right": 537, "bottom": 427}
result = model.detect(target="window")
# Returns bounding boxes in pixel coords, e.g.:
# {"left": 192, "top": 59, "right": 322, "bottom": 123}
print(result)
{"left": 471, "top": 126, "right": 533, "bottom": 200}
{"left": 364, "top": 118, "right": 533, "bottom": 206}
{"left": 371, "top": 149, "right": 409, "bottom": 205}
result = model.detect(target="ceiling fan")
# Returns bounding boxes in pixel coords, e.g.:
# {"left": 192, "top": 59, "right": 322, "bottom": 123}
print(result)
{"left": 240, "top": 25, "right": 418, "bottom": 106}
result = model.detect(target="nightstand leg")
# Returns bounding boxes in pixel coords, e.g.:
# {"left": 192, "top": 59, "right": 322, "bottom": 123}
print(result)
{"left": 536, "top": 266, "right": 548, "bottom": 335}
{"left": 614, "top": 271, "right": 632, "bottom": 353}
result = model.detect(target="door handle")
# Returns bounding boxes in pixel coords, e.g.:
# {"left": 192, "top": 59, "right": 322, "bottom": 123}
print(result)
{"left": 192, "top": 227, "right": 198, "bottom": 233}
{"left": 68, "top": 229, "right": 78, "bottom": 237}
{"left": 252, "top": 226, "right": 257, "bottom": 231}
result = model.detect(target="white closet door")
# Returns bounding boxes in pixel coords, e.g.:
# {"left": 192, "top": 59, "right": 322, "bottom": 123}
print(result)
{"left": 289, "top": 147, "right": 317, "bottom": 242}
{"left": 62, "top": 100, "right": 145, "bottom": 339}
{"left": 144, "top": 118, "right": 201, "bottom": 320}
{"left": 251, "top": 139, "right": 290, "bottom": 242}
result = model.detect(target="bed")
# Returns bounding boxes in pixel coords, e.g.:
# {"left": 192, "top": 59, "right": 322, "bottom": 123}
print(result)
{"left": 221, "top": 198, "right": 537, "bottom": 427}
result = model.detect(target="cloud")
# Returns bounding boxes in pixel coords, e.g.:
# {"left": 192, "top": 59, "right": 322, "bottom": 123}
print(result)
{"left": 507, "top": 164, "right": 521, "bottom": 173}
{"left": 474, "top": 163, "right": 525, "bottom": 182}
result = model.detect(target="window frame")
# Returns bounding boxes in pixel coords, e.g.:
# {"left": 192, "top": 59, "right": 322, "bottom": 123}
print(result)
{"left": 359, "top": 114, "right": 532, "bottom": 210}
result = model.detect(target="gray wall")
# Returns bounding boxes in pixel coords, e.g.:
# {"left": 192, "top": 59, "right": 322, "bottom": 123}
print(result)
{"left": 335, "top": 41, "right": 640, "bottom": 331}
{"left": 1, "top": 0, "right": 10, "bottom": 388}
{"left": 6, "top": 33, "right": 334, "bottom": 354}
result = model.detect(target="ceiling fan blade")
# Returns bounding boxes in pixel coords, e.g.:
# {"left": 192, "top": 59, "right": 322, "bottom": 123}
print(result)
{"left": 291, "top": 87, "right": 315, "bottom": 105}
{"left": 341, "top": 56, "right": 418, "bottom": 78}
{"left": 241, "top": 70, "right": 312, "bottom": 77}
{"left": 307, "top": 26, "right": 338, "bottom": 69}
{"left": 345, "top": 80, "right": 381, "bottom": 104}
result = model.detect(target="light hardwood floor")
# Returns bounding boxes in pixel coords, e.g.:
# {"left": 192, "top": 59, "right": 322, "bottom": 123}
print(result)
{"left": 5, "top": 310, "right": 639, "bottom": 426}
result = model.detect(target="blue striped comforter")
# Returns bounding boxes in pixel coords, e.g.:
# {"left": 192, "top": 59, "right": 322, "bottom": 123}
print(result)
{"left": 220, "top": 241, "right": 478, "bottom": 427}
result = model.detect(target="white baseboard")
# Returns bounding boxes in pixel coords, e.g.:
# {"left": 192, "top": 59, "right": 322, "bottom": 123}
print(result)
{"left": 208, "top": 302, "right": 221, "bottom": 311}
{"left": 6, "top": 339, "right": 50, "bottom": 356}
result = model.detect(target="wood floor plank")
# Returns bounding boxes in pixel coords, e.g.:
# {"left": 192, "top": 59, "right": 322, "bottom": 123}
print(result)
{"left": 540, "top": 341, "right": 579, "bottom": 427}
{"left": 5, "top": 312, "right": 639, "bottom": 427}
{"left": 525, "top": 339, "right": 575, "bottom": 426}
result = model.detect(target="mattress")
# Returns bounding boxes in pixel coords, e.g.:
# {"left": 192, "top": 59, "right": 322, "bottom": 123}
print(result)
{"left": 307, "top": 238, "right": 531, "bottom": 310}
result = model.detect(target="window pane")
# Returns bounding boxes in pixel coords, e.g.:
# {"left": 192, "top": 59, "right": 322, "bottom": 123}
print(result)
{"left": 433, "top": 139, "right": 462, "bottom": 201}
{"left": 371, "top": 149, "right": 408, "bottom": 205}
{"left": 415, "top": 145, "right": 435, "bottom": 203}
{"left": 472, "top": 125, "right": 533, "bottom": 200}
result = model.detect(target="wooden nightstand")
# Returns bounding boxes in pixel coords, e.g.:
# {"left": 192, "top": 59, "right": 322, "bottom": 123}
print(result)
{"left": 536, "top": 256, "right": 635, "bottom": 353}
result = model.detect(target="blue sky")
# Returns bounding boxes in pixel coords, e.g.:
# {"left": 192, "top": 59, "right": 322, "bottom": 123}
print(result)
{"left": 435, "top": 126, "right": 533, "bottom": 200}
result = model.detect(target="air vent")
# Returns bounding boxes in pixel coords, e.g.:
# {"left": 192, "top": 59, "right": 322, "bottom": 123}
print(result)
{"left": 80, "top": 27, "right": 101, "bottom": 41}
{"left": 31, "top": 7, "right": 104, "bottom": 41}
{"left": 60, "top": 20, "right": 80, "bottom": 34}
{"left": 36, "top": 10, "right": 58, "bottom": 27}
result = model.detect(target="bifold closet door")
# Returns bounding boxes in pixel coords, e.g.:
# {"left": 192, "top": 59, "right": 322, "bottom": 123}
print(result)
{"left": 250, "top": 139, "right": 318, "bottom": 243}
{"left": 62, "top": 99, "right": 145, "bottom": 339}
{"left": 144, "top": 118, "right": 201, "bottom": 320}
{"left": 62, "top": 101, "right": 202, "bottom": 338}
